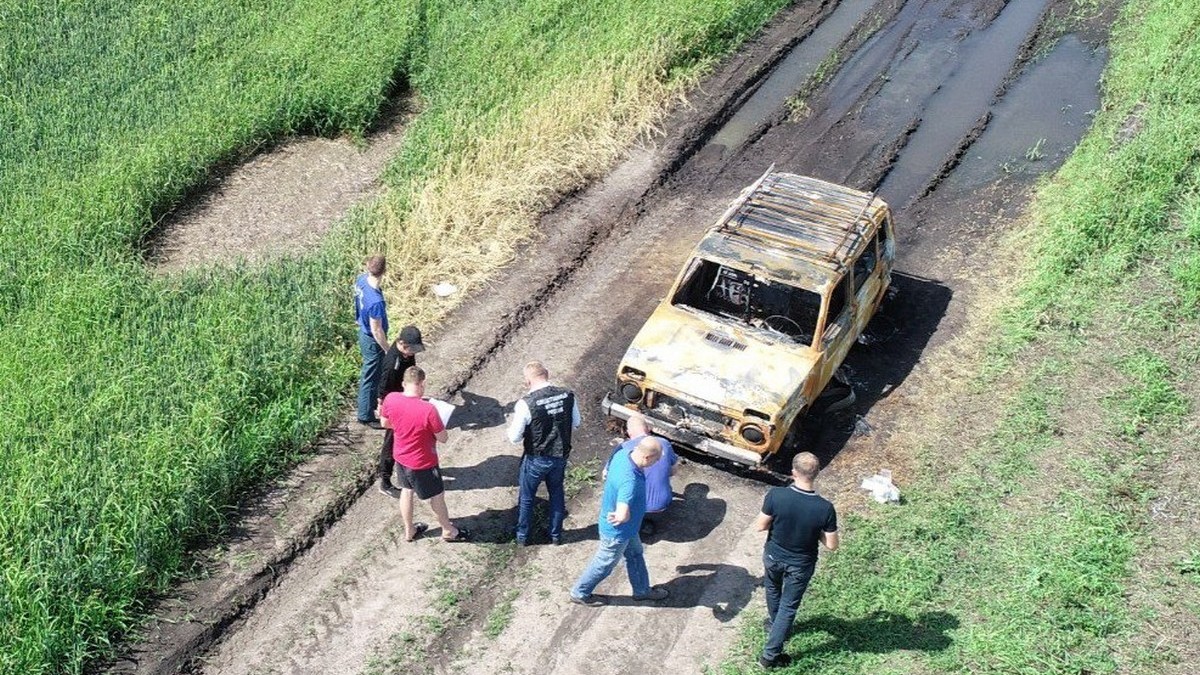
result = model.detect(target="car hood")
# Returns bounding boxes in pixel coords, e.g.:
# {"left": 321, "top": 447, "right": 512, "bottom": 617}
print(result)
{"left": 620, "top": 304, "right": 817, "bottom": 416}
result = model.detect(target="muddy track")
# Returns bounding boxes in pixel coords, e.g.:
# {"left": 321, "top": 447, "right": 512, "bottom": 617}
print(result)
{"left": 109, "top": 0, "right": 1113, "bottom": 673}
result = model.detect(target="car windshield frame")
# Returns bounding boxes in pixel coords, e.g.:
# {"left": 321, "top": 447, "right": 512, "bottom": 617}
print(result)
{"left": 669, "top": 257, "right": 832, "bottom": 348}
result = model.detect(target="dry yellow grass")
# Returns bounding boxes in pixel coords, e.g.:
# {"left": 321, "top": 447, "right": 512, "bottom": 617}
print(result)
{"left": 375, "top": 53, "right": 693, "bottom": 327}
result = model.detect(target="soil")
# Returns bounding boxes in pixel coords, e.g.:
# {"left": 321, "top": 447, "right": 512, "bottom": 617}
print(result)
{"left": 145, "top": 98, "right": 418, "bottom": 273}
{"left": 106, "top": 0, "right": 1123, "bottom": 673}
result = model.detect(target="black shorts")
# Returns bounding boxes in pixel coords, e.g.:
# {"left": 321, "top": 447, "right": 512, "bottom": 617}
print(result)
{"left": 397, "top": 465, "right": 445, "bottom": 500}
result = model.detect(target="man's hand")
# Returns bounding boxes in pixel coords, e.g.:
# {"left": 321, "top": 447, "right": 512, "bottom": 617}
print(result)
{"left": 606, "top": 502, "right": 631, "bottom": 525}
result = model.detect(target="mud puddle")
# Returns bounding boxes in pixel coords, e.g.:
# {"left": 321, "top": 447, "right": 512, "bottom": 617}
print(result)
{"left": 953, "top": 35, "right": 1106, "bottom": 189}
{"left": 877, "top": 0, "right": 1053, "bottom": 206}
{"left": 146, "top": 98, "right": 416, "bottom": 274}
{"left": 704, "top": 0, "right": 878, "bottom": 157}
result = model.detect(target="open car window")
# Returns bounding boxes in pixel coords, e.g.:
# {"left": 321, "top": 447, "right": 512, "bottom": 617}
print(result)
{"left": 671, "top": 259, "right": 825, "bottom": 346}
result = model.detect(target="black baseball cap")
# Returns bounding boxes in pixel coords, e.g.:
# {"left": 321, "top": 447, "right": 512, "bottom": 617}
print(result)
{"left": 398, "top": 325, "right": 426, "bottom": 352}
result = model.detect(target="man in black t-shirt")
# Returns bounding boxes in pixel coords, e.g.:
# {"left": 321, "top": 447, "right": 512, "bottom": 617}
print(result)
{"left": 753, "top": 452, "right": 840, "bottom": 669}
{"left": 375, "top": 325, "right": 425, "bottom": 495}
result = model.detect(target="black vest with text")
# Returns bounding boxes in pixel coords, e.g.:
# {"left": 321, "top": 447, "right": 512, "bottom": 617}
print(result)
{"left": 521, "top": 385, "right": 575, "bottom": 459}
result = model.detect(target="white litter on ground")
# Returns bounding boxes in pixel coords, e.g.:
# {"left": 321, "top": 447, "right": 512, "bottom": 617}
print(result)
{"left": 860, "top": 468, "right": 901, "bottom": 503}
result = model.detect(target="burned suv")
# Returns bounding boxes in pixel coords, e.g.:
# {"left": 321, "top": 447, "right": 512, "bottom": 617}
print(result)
{"left": 603, "top": 170, "right": 895, "bottom": 465}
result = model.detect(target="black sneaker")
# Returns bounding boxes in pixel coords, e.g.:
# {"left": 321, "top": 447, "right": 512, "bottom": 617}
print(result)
{"left": 570, "top": 593, "right": 606, "bottom": 607}
{"left": 358, "top": 418, "right": 383, "bottom": 430}
{"left": 378, "top": 482, "right": 399, "bottom": 498}
{"left": 757, "top": 653, "right": 792, "bottom": 669}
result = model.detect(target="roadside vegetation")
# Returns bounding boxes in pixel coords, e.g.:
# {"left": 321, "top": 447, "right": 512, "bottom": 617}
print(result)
{"left": 722, "top": 0, "right": 1200, "bottom": 671}
{"left": 0, "top": 1, "right": 788, "bottom": 672}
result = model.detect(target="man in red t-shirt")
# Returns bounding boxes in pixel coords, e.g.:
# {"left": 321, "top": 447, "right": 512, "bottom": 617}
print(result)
{"left": 380, "top": 366, "right": 470, "bottom": 543}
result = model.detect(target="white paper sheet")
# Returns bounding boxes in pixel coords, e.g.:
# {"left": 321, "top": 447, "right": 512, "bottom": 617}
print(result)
{"left": 427, "top": 398, "right": 456, "bottom": 427}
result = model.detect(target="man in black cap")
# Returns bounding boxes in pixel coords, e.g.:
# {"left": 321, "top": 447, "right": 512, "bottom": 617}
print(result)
{"left": 376, "top": 325, "right": 426, "bottom": 496}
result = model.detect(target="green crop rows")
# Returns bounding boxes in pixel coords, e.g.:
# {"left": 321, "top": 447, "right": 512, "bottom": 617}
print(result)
{"left": 0, "top": 1, "right": 787, "bottom": 672}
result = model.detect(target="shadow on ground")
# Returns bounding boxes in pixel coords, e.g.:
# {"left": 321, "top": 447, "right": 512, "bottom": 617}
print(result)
{"left": 442, "top": 454, "right": 521, "bottom": 491}
{"left": 790, "top": 610, "right": 959, "bottom": 659}
{"left": 642, "top": 483, "right": 727, "bottom": 543}
{"left": 783, "top": 272, "right": 953, "bottom": 469}
{"left": 603, "top": 563, "right": 756, "bottom": 622}
{"left": 447, "top": 390, "right": 512, "bottom": 431}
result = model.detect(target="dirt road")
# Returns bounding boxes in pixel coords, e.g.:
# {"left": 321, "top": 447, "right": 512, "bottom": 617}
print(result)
{"left": 115, "top": 0, "right": 1114, "bottom": 672}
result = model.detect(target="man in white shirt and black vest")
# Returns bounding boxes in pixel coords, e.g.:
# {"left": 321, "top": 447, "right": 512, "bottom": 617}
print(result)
{"left": 506, "top": 361, "right": 581, "bottom": 546}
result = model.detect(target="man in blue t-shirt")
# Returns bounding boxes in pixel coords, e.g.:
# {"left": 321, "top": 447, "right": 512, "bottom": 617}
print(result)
{"left": 570, "top": 437, "right": 669, "bottom": 606}
{"left": 753, "top": 452, "right": 840, "bottom": 669}
{"left": 353, "top": 254, "right": 389, "bottom": 426}
{"left": 603, "top": 413, "right": 678, "bottom": 536}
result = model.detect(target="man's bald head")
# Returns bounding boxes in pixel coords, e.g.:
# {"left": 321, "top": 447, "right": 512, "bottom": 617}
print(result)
{"left": 626, "top": 412, "right": 649, "bottom": 438}
{"left": 631, "top": 436, "right": 663, "bottom": 468}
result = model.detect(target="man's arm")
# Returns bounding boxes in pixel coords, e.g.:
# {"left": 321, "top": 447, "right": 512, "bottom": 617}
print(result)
{"left": 754, "top": 512, "right": 773, "bottom": 532}
{"left": 820, "top": 507, "right": 839, "bottom": 550}
{"left": 369, "top": 316, "right": 388, "bottom": 352}
{"left": 606, "top": 502, "right": 631, "bottom": 525}
{"left": 434, "top": 429, "right": 449, "bottom": 443}
{"left": 571, "top": 398, "right": 582, "bottom": 429}
{"left": 379, "top": 397, "right": 392, "bottom": 429}
{"left": 376, "top": 346, "right": 396, "bottom": 403}
{"left": 820, "top": 530, "right": 840, "bottom": 551}
{"left": 506, "top": 399, "right": 531, "bottom": 444}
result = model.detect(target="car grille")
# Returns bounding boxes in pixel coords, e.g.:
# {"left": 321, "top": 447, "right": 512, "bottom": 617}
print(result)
{"left": 648, "top": 392, "right": 730, "bottom": 435}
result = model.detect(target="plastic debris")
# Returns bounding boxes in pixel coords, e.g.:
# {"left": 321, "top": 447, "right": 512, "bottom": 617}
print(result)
{"left": 432, "top": 282, "right": 458, "bottom": 297}
{"left": 860, "top": 468, "right": 900, "bottom": 503}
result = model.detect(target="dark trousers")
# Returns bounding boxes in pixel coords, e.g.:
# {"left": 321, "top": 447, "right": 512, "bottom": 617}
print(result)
{"left": 516, "top": 455, "right": 566, "bottom": 542}
{"left": 762, "top": 551, "right": 815, "bottom": 660}
{"left": 379, "top": 430, "right": 395, "bottom": 487}
{"left": 357, "top": 332, "right": 383, "bottom": 422}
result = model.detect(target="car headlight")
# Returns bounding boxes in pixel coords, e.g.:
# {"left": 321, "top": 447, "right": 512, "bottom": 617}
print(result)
{"left": 620, "top": 382, "right": 644, "bottom": 403}
{"left": 740, "top": 423, "right": 767, "bottom": 445}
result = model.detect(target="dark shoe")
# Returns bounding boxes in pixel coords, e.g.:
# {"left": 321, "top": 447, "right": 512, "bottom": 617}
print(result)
{"left": 358, "top": 418, "right": 382, "bottom": 430}
{"left": 570, "top": 593, "right": 606, "bottom": 607}
{"left": 405, "top": 522, "right": 429, "bottom": 542}
{"left": 550, "top": 537, "right": 563, "bottom": 546}
{"left": 632, "top": 586, "right": 669, "bottom": 602}
{"left": 758, "top": 653, "right": 792, "bottom": 669}
{"left": 378, "top": 481, "right": 400, "bottom": 498}
{"left": 442, "top": 527, "right": 471, "bottom": 543}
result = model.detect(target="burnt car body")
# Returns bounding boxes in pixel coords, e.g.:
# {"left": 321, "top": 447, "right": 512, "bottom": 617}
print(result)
{"left": 602, "top": 170, "right": 895, "bottom": 465}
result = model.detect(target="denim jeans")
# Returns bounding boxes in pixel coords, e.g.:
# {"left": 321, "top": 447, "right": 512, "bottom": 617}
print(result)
{"left": 516, "top": 455, "right": 566, "bottom": 542}
{"left": 761, "top": 551, "right": 815, "bottom": 660}
{"left": 357, "top": 332, "right": 383, "bottom": 421}
{"left": 571, "top": 535, "right": 650, "bottom": 598}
